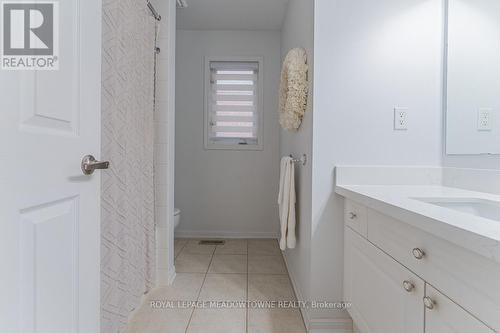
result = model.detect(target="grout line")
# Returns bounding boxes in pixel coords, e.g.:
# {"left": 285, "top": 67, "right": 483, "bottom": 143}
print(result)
{"left": 177, "top": 239, "right": 289, "bottom": 333}
{"left": 174, "top": 239, "right": 188, "bottom": 259}
{"left": 247, "top": 273, "right": 289, "bottom": 276}
{"left": 184, "top": 244, "right": 216, "bottom": 333}
{"left": 204, "top": 272, "right": 247, "bottom": 275}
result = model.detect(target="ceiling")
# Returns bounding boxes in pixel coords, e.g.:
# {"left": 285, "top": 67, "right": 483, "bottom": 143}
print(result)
{"left": 177, "top": 0, "right": 290, "bottom": 31}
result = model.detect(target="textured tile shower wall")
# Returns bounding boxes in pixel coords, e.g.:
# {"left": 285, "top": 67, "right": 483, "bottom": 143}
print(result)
{"left": 101, "top": 1, "right": 156, "bottom": 332}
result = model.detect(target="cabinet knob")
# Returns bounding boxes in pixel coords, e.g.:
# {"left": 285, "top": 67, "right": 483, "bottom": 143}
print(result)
{"left": 412, "top": 248, "right": 425, "bottom": 260}
{"left": 423, "top": 297, "right": 435, "bottom": 310}
{"left": 403, "top": 280, "right": 415, "bottom": 292}
{"left": 349, "top": 212, "right": 357, "bottom": 219}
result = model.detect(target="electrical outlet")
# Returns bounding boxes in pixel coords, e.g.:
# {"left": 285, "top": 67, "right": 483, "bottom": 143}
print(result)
{"left": 478, "top": 108, "right": 492, "bottom": 131}
{"left": 394, "top": 107, "right": 408, "bottom": 130}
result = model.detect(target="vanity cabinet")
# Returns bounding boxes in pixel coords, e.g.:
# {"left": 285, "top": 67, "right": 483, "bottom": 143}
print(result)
{"left": 425, "top": 285, "right": 494, "bottom": 333}
{"left": 344, "top": 228, "right": 424, "bottom": 333}
{"left": 343, "top": 199, "right": 498, "bottom": 333}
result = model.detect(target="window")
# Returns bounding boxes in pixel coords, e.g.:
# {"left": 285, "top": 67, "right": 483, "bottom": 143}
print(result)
{"left": 205, "top": 58, "right": 263, "bottom": 150}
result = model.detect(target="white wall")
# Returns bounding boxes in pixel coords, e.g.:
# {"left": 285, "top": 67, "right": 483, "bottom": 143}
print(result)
{"left": 175, "top": 30, "right": 281, "bottom": 238}
{"left": 312, "top": 0, "right": 443, "bottom": 323}
{"left": 279, "top": 0, "right": 314, "bottom": 321}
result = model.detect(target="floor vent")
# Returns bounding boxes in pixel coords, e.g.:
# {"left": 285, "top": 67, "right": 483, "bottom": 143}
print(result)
{"left": 198, "top": 240, "right": 225, "bottom": 245}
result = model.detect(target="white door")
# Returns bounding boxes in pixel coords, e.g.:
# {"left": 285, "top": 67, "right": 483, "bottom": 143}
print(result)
{"left": 0, "top": 1, "right": 102, "bottom": 332}
{"left": 425, "top": 285, "right": 494, "bottom": 333}
{"left": 344, "top": 227, "right": 425, "bottom": 333}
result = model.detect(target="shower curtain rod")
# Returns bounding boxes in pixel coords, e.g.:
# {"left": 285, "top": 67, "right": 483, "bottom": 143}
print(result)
{"left": 147, "top": 1, "right": 161, "bottom": 21}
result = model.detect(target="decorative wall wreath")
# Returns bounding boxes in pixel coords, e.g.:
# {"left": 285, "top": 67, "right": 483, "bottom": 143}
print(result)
{"left": 279, "top": 48, "right": 309, "bottom": 131}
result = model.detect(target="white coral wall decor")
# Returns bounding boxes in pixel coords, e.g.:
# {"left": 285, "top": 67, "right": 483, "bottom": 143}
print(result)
{"left": 279, "top": 48, "right": 309, "bottom": 131}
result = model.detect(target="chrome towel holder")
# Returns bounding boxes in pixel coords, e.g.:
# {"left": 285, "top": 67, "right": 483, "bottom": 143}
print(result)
{"left": 290, "top": 154, "right": 307, "bottom": 166}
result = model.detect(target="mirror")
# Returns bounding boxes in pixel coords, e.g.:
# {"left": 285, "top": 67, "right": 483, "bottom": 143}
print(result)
{"left": 446, "top": 0, "right": 500, "bottom": 155}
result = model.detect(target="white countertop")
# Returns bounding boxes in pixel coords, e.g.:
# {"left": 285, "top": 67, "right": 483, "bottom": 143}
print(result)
{"left": 335, "top": 184, "right": 500, "bottom": 263}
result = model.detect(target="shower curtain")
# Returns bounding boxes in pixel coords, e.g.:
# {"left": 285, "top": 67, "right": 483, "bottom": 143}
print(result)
{"left": 100, "top": 1, "right": 156, "bottom": 332}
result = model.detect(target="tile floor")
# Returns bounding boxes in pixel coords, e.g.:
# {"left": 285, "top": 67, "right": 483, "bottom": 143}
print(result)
{"left": 123, "top": 239, "right": 307, "bottom": 333}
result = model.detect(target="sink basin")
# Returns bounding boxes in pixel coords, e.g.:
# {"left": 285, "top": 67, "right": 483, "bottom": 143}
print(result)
{"left": 414, "top": 197, "right": 500, "bottom": 222}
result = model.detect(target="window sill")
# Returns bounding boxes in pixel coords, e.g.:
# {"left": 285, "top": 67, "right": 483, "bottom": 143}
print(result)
{"left": 204, "top": 143, "right": 263, "bottom": 151}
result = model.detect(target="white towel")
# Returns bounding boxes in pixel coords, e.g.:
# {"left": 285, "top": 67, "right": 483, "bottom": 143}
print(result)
{"left": 278, "top": 156, "right": 296, "bottom": 250}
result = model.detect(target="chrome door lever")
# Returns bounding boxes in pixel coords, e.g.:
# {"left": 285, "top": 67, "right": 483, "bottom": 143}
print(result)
{"left": 81, "top": 155, "right": 110, "bottom": 175}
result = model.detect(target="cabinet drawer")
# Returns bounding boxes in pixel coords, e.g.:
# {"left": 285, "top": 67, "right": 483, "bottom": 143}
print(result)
{"left": 425, "top": 284, "right": 494, "bottom": 333}
{"left": 344, "top": 227, "right": 424, "bottom": 333}
{"left": 367, "top": 209, "right": 500, "bottom": 331}
{"left": 344, "top": 199, "right": 367, "bottom": 238}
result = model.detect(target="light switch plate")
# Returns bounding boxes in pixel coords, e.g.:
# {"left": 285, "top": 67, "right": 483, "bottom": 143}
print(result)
{"left": 394, "top": 107, "right": 408, "bottom": 130}
{"left": 478, "top": 108, "right": 492, "bottom": 131}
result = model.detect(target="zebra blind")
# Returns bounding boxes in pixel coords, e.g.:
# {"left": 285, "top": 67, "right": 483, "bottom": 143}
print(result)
{"left": 207, "top": 61, "right": 260, "bottom": 147}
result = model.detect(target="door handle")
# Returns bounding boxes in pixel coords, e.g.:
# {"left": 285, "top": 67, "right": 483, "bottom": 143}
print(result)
{"left": 81, "top": 155, "right": 110, "bottom": 175}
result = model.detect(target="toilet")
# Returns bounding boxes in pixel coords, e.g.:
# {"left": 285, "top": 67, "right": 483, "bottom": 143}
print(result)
{"left": 174, "top": 208, "right": 181, "bottom": 229}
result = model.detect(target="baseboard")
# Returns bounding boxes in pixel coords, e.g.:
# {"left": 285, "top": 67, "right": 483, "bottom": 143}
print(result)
{"left": 282, "top": 254, "right": 310, "bottom": 330}
{"left": 283, "top": 255, "right": 353, "bottom": 333}
{"left": 174, "top": 230, "right": 279, "bottom": 239}
{"left": 168, "top": 266, "right": 176, "bottom": 285}
{"left": 156, "top": 265, "right": 176, "bottom": 286}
